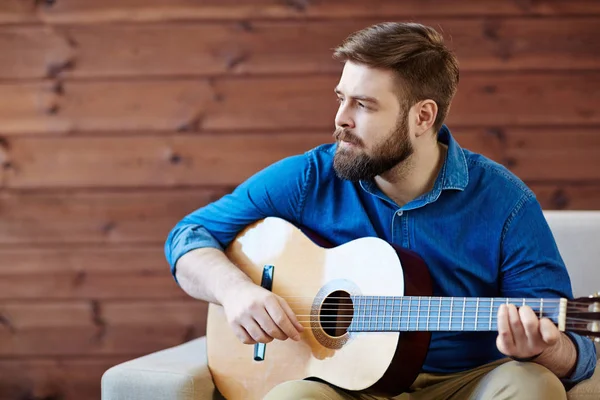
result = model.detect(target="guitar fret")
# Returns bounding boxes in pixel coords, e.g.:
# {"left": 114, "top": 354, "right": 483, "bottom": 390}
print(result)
{"left": 375, "top": 296, "right": 379, "bottom": 331}
{"left": 540, "top": 298, "right": 544, "bottom": 319}
{"left": 449, "top": 298, "right": 454, "bottom": 330}
{"left": 397, "top": 297, "right": 402, "bottom": 331}
{"left": 390, "top": 297, "right": 394, "bottom": 332}
{"left": 417, "top": 297, "right": 421, "bottom": 331}
{"left": 369, "top": 296, "right": 373, "bottom": 331}
{"left": 489, "top": 298, "right": 494, "bottom": 330}
{"left": 437, "top": 298, "right": 441, "bottom": 331}
{"left": 408, "top": 297, "right": 412, "bottom": 331}
{"left": 461, "top": 297, "right": 466, "bottom": 331}
{"left": 427, "top": 297, "right": 431, "bottom": 331}
{"left": 475, "top": 298, "right": 479, "bottom": 331}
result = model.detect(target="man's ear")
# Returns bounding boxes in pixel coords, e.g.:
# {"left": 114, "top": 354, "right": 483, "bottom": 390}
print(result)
{"left": 414, "top": 100, "right": 438, "bottom": 137}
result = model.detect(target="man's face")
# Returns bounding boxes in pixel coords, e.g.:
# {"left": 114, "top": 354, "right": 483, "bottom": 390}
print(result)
{"left": 333, "top": 61, "right": 414, "bottom": 181}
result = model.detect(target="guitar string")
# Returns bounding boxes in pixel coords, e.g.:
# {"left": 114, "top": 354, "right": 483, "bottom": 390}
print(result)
{"left": 290, "top": 316, "right": 594, "bottom": 322}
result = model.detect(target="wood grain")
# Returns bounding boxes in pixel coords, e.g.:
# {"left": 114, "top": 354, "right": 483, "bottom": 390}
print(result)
{"left": 0, "top": 272, "right": 185, "bottom": 301}
{"left": 0, "top": 0, "right": 35, "bottom": 24}
{"left": 0, "top": 300, "right": 207, "bottom": 356}
{"left": 0, "top": 128, "right": 598, "bottom": 190}
{"left": 531, "top": 184, "right": 600, "bottom": 210}
{"left": 0, "top": 74, "right": 598, "bottom": 134}
{"left": 0, "top": 133, "right": 331, "bottom": 188}
{"left": 2, "top": 18, "right": 599, "bottom": 80}
{"left": 0, "top": 245, "right": 167, "bottom": 274}
{"left": 0, "top": 356, "right": 132, "bottom": 400}
{"left": 33, "top": 0, "right": 600, "bottom": 24}
{"left": 0, "top": 189, "right": 229, "bottom": 244}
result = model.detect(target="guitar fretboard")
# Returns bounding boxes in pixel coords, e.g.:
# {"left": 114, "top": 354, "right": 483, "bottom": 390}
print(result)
{"left": 347, "top": 296, "right": 563, "bottom": 332}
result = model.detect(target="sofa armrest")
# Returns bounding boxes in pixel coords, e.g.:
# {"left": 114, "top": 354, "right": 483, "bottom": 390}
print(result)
{"left": 101, "top": 337, "right": 216, "bottom": 400}
{"left": 568, "top": 360, "right": 600, "bottom": 400}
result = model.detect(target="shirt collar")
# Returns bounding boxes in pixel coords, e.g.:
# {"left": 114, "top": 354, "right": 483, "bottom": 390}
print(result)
{"left": 359, "top": 124, "right": 469, "bottom": 209}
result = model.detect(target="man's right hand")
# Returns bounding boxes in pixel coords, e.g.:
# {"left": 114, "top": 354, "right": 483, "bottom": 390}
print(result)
{"left": 220, "top": 282, "right": 305, "bottom": 345}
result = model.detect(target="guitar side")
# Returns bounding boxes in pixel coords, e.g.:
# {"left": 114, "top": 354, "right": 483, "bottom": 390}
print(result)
{"left": 206, "top": 217, "right": 431, "bottom": 399}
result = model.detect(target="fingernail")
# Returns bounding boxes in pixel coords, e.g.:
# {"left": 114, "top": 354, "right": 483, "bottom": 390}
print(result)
{"left": 293, "top": 335, "right": 300, "bottom": 341}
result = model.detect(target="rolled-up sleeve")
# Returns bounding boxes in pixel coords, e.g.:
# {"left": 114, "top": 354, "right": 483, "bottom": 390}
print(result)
{"left": 164, "top": 153, "right": 312, "bottom": 283}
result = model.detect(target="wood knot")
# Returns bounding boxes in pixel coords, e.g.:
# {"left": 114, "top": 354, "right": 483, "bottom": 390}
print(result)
{"left": 36, "top": 0, "right": 57, "bottom": 8}
{"left": 482, "top": 85, "right": 497, "bottom": 94}
{"left": 169, "top": 153, "right": 182, "bottom": 165}
{"left": 551, "top": 189, "right": 570, "bottom": 210}
{"left": 236, "top": 21, "right": 254, "bottom": 32}
{"left": 47, "top": 59, "right": 76, "bottom": 79}
{"left": 284, "top": 0, "right": 310, "bottom": 12}
{"left": 485, "top": 127, "right": 505, "bottom": 142}
{"left": 101, "top": 221, "right": 116, "bottom": 234}
{"left": 503, "top": 157, "right": 517, "bottom": 168}
{"left": 46, "top": 104, "right": 60, "bottom": 115}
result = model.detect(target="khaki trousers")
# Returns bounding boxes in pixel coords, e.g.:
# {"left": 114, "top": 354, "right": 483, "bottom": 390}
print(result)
{"left": 263, "top": 358, "right": 567, "bottom": 400}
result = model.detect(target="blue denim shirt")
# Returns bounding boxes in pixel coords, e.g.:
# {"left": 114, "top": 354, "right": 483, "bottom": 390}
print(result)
{"left": 165, "top": 125, "right": 596, "bottom": 386}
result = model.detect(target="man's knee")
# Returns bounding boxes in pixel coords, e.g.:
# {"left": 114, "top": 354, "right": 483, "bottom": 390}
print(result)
{"left": 263, "top": 379, "right": 352, "bottom": 400}
{"left": 474, "top": 361, "right": 566, "bottom": 400}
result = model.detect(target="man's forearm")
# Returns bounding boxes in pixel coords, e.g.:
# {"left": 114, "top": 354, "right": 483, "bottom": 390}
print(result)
{"left": 534, "top": 332, "right": 577, "bottom": 378}
{"left": 175, "top": 247, "right": 253, "bottom": 305}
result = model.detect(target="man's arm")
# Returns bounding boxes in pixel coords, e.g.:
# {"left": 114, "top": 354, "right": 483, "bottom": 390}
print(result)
{"left": 498, "top": 193, "right": 596, "bottom": 386}
{"left": 176, "top": 246, "right": 304, "bottom": 344}
{"left": 163, "top": 154, "right": 312, "bottom": 344}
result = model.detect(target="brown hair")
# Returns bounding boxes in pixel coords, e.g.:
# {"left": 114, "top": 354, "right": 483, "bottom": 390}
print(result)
{"left": 333, "top": 22, "right": 459, "bottom": 132}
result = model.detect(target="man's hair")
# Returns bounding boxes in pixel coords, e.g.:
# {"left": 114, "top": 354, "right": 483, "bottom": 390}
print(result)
{"left": 333, "top": 22, "right": 459, "bottom": 133}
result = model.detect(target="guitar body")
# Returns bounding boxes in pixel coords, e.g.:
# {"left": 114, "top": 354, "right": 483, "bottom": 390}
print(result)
{"left": 207, "top": 217, "right": 432, "bottom": 399}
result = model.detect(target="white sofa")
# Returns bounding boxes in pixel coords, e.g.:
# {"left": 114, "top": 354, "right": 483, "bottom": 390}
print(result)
{"left": 101, "top": 211, "right": 600, "bottom": 400}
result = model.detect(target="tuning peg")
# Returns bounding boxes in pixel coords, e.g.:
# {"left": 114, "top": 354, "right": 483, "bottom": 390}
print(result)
{"left": 595, "top": 337, "right": 600, "bottom": 343}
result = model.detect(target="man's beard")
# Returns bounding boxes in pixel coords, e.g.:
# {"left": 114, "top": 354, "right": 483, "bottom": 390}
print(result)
{"left": 332, "top": 114, "right": 414, "bottom": 182}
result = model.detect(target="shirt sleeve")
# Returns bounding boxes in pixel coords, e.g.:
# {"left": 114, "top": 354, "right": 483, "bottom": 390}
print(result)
{"left": 164, "top": 153, "right": 312, "bottom": 283}
{"left": 500, "top": 193, "right": 597, "bottom": 387}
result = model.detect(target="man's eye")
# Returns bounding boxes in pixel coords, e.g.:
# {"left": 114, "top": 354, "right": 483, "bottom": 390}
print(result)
{"left": 357, "top": 102, "right": 366, "bottom": 108}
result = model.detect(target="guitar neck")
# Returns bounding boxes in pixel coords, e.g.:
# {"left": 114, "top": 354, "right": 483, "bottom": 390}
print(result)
{"left": 347, "top": 296, "right": 567, "bottom": 332}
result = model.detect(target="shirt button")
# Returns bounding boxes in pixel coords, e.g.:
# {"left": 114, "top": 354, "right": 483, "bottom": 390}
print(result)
{"left": 396, "top": 210, "right": 403, "bottom": 216}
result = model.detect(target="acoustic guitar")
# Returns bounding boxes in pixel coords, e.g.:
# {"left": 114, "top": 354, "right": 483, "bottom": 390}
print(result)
{"left": 206, "top": 217, "right": 600, "bottom": 399}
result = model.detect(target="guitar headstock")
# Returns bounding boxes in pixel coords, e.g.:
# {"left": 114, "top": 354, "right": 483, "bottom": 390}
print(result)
{"left": 568, "top": 293, "right": 600, "bottom": 343}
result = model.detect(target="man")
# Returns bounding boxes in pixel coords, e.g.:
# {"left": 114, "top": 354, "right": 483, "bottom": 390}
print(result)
{"left": 164, "top": 22, "right": 596, "bottom": 399}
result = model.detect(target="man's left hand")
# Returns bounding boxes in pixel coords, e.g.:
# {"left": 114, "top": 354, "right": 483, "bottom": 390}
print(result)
{"left": 496, "top": 304, "right": 560, "bottom": 359}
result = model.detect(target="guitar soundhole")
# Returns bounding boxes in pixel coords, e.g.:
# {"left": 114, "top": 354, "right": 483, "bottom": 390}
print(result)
{"left": 320, "top": 290, "right": 354, "bottom": 337}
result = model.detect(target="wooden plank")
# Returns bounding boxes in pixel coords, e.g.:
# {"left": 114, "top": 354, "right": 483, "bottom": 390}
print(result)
{"left": 0, "top": 272, "right": 185, "bottom": 301}
{"left": 34, "top": 0, "right": 600, "bottom": 24}
{"left": 0, "top": 79, "right": 214, "bottom": 134}
{"left": 3, "top": 18, "right": 600, "bottom": 79}
{"left": 0, "top": 25, "right": 74, "bottom": 79}
{"left": 0, "top": 133, "right": 331, "bottom": 188}
{"left": 0, "top": 245, "right": 170, "bottom": 273}
{"left": 0, "top": 189, "right": 230, "bottom": 244}
{"left": 0, "top": 0, "right": 36, "bottom": 24}
{"left": 531, "top": 184, "right": 600, "bottom": 210}
{"left": 0, "top": 356, "right": 132, "bottom": 400}
{"left": 0, "top": 74, "right": 599, "bottom": 134}
{"left": 0, "top": 300, "right": 207, "bottom": 356}
{"left": 0, "top": 127, "right": 599, "bottom": 189}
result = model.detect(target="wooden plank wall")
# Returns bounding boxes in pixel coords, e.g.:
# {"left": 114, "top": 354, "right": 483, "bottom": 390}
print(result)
{"left": 1, "top": 1, "right": 599, "bottom": 399}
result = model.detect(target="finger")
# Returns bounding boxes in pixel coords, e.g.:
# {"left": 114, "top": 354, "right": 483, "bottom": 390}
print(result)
{"left": 232, "top": 324, "right": 256, "bottom": 345}
{"left": 262, "top": 297, "right": 300, "bottom": 341}
{"left": 539, "top": 318, "right": 561, "bottom": 346}
{"left": 243, "top": 318, "right": 274, "bottom": 344}
{"left": 254, "top": 306, "right": 288, "bottom": 341}
{"left": 276, "top": 297, "right": 304, "bottom": 336}
{"left": 507, "top": 304, "right": 527, "bottom": 345}
{"left": 496, "top": 304, "right": 516, "bottom": 354}
{"left": 519, "top": 305, "right": 541, "bottom": 344}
